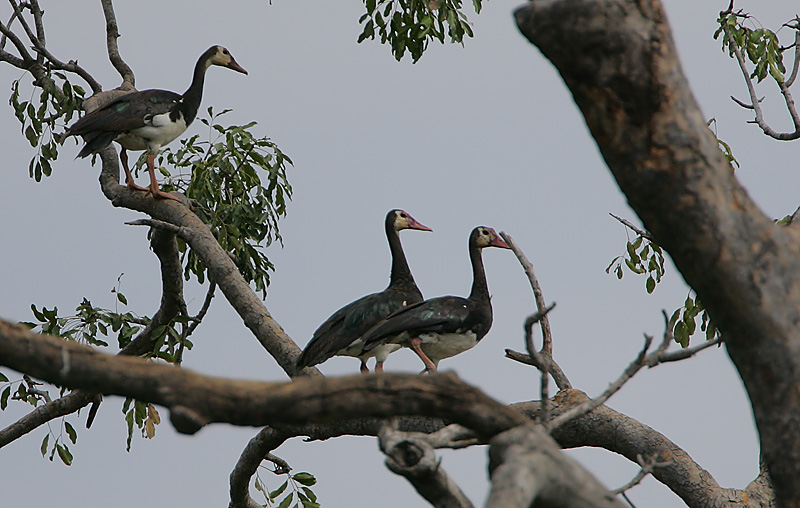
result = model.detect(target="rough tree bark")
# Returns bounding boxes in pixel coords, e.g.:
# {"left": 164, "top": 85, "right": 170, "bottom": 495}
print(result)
{"left": 515, "top": 0, "right": 800, "bottom": 505}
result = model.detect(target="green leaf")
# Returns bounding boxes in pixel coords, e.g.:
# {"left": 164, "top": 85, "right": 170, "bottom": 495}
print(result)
{"left": 65, "top": 421, "right": 78, "bottom": 444}
{"left": 292, "top": 472, "right": 316, "bottom": 486}
{"left": 646, "top": 276, "right": 656, "bottom": 294}
{"left": 2, "top": 385, "right": 11, "bottom": 410}
{"left": 0, "top": 371, "right": 8, "bottom": 382}
{"left": 276, "top": 493, "right": 294, "bottom": 508}
{"left": 269, "top": 480, "right": 289, "bottom": 500}
{"left": 40, "top": 433, "right": 49, "bottom": 457}
{"left": 116, "top": 292, "right": 128, "bottom": 305}
{"left": 56, "top": 443, "right": 73, "bottom": 465}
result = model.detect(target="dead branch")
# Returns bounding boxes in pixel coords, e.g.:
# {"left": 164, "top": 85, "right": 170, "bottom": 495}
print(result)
{"left": 609, "top": 213, "right": 654, "bottom": 241}
{"left": 548, "top": 311, "right": 679, "bottom": 430}
{"left": 100, "top": 0, "right": 134, "bottom": 89}
{"left": 486, "top": 423, "right": 627, "bottom": 508}
{"left": 379, "top": 421, "right": 476, "bottom": 508}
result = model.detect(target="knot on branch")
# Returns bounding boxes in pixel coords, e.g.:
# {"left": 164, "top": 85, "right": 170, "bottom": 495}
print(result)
{"left": 170, "top": 405, "right": 208, "bottom": 435}
{"left": 384, "top": 439, "right": 439, "bottom": 477}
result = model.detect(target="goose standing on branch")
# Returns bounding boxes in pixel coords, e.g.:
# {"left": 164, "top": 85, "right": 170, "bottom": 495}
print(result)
{"left": 296, "top": 209, "right": 432, "bottom": 374}
{"left": 63, "top": 46, "right": 247, "bottom": 202}
{"left": 360, "top": 226, "right": 510, "bottom": 374}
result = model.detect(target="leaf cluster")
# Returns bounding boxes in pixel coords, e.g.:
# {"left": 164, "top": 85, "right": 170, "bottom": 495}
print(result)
{"left": 607, "top": 226, "right": 720, "bottom": 346}
{"left": 715, "top": 11, "right": 789, "bottom": 83}
{"left": 0, "top": 372, "right": 78, "bottom": 466}
{"left": 671, "top": 295, "right": 718, "bottom": 348}
{"left": 156, "top": 108, "right": 293, "bottom": 298}
{"left": 39, "top": 420, "right": 77, "bottom": 466}
{"left": 606, "top": 235, "right": 665, "bottom": 294}
{"left": 255, "top": 471, "right": 320, "bottom": 508}
{"left": 358, "top": 0, "right": 484, "bottom": 62}
{"left": 25, "top": 295, "right": 143, "bottom": 350}
{"left": 122, "top": 399, "right": 161, "bottom": 452}
{"left": 9, "top": 71, "right": 85, "bottom": 181}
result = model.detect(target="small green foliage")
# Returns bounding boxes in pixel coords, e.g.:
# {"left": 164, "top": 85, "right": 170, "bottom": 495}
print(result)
{"left": 9, "top": 71, "right": 85, "bottom": 181}
{"left": 358, "top": 0, "right": 484, "bottom": 62}
{"left": 37, "top": 417, "right": 80, "bottom": 466}
{"left": 27, "top": 292, "right": 144, "bottom": 349}
{"left": 255, "top": 469, "right": 320, "bottom": 508}
{"left": 606, "top": 234, "right": 665, "bottom": 294}
{"left": 671, "top": 295, "right": 719, "bottom": 348}
{"left": 157, "top": 108, "right": 293, "bottom": 298}
{"left": 715, "top": 10, "right": 790, "bottom": 83}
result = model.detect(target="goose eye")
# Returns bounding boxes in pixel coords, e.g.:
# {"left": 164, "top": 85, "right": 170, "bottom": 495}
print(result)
{"left": 400, "top": 212, "right": 407, "bottom": 218}
{"left": 222, "top": 48, "right": 229, "bottom": 55}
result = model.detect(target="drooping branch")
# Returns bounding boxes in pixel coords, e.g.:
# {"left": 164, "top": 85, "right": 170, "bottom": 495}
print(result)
{"left": 515, "top": 0, "right": 799, "bottom": 502}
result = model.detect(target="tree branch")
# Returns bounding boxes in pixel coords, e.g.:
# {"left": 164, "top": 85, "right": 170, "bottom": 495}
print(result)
{"left": 0, "top": 226, "right": 186, "bottom": 440}
{"left": 721, "top": 20, "right": 800, "bottom": 140}
{"left": 100, "top": 0, "right": 134, "bottom": 89}
{"left": 486, "top": 423, "right": 627, "bottom": 508}
{"left": 515, "top": 0, "right": 800, "bottom": 503}
{"left": 97, "top": 150, "right": 319, "bottom": 378}
{"left": 379, "top": 422, "right": 476, "bottom": 508}
{"left": 0, "top": 320, "right": 527, "bottom": 436}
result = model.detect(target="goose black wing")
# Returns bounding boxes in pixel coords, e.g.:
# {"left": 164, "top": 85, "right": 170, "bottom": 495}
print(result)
{"left": 65, "top": 90, "right": 181, "bottom": 154}
{"left": 361, "top": 296, "right": 478, "bottom": 352}
{"left": 296, "top": 289, "right": 419, "bottom": 368}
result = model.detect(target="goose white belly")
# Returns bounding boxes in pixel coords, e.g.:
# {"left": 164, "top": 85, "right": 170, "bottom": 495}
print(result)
{"left": 117, "top": 112, "right": 188, "bottom": 151}
{"left": 339, "top": 340, "right": 401, "bottom": 363}
{"left": 419, "top": 331, "right": 478, "bottom": 363}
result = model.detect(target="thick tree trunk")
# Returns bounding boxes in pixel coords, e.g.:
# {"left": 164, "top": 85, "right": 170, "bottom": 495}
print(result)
{"left": 514, "top": 0, "right": 800, "bottom": 505}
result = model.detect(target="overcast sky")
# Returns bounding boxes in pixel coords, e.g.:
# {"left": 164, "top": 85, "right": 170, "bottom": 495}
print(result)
{"left": 1, "top": 1, "right": 797, "bottom": 506}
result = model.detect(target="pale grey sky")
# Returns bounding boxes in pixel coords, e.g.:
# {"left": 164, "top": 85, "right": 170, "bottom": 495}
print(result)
{"left": 1, "top": 1, "right": 796, "bottom": 506}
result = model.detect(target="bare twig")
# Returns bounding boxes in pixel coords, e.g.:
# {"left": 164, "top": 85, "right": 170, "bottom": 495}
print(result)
{"left": 609, "top": 213, "right": 654, "bottom": 241}
{"left": 786, "top": 26, "right": 800, "bottom": 87}
{"left": 0, "top": 6, "right": 21, "bottom": 50}
{"left": 657, "top": 336, "right": 722, "bottom": 363}
{"left": 501, "top": 232, "right": 571, "bottom": 406}
{"left": 264, "top": 452, "right": 291, "bottom": 475}
{"left": 549, "top": 311, "right": 688, "bottom": 430}
{"left": 100, "top": 0, "right": 134, "bottom": 89}
{"left": 186, "top": 281, "right": 216, "bottom": 338}
{"left": 501, "top": 232, "right": 553, "bottom": 355}
{"left": 610, "top": 454, "right": 672, "bottom": 495}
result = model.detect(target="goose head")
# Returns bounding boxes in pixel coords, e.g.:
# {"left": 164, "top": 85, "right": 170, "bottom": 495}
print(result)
{"left": 204, "top": 45, "right": 248, "bottom": 75}
{"left": 390, "top": 209, "right": 432, "bottom": 232}
{"left": 472, "top": 226, "right": 510, "bottom": 250}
